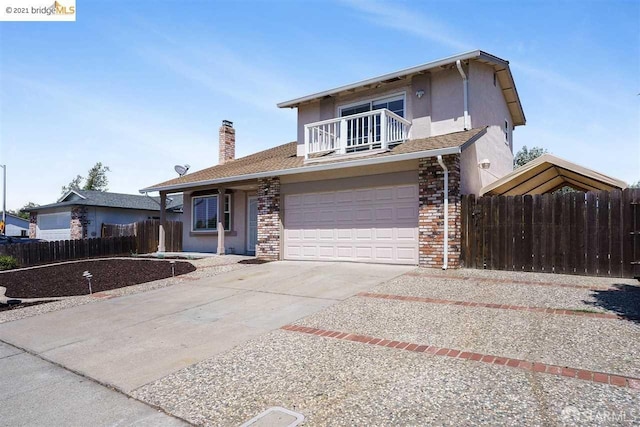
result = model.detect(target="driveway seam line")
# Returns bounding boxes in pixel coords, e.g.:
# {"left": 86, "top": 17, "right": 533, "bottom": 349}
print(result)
{"left": 0, "top": 338, "right": 195, "bottom": 425}
{"left": 280, "top": 325, "right": 640, "bottom": 390}
{"left": 357, "top": 292, "right": 627, "bottom": 320}
{"left": 212, "top": 286, "right": 342, "bottom": 301}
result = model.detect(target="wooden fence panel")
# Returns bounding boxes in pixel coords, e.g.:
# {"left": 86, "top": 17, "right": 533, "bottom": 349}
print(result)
{"left": 461, "top": 189, "right": 639, "bottom": 279}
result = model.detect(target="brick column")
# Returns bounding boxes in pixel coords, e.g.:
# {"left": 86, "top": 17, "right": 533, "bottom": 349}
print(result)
{"left": 257, "top": 177, "right": 281, "bottom": 260}
{"left": 29, "top": 212, "right": 37, "bottom": 238}
{"left": 418, "top": 154, "right": 461, "bottom": 268}
{"left": 70, "top": 206, "right": 88, "bottom": 240}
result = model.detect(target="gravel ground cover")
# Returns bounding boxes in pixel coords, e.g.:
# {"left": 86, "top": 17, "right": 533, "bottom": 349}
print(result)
{"left": 0, "top": 255, "right": 253, "bottom": 324}
{"left": 416, "top": 267, "right": 640, "bottom": 288}
{"left": 133, "top": 330, "right": 640, "bottom": 427}
{"left": 0, "top": 258, "right": 196, "bottom": 298}
{"left": 372, "top": 274, "right": 640, "bottom": 316}
{"left": 294, "top": 297, "right": 640, "bottom": 378}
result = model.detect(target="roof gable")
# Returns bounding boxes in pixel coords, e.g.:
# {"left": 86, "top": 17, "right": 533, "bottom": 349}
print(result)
{"left": 278, "top": 50, "right": 525, "bottom": 127}
{"left": 480, "top": 154, "right": 627, "bottom": 196}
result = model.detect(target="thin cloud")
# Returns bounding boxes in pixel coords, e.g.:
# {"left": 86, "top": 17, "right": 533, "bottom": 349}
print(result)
{"left": 340, "top": 0, "right": 471, "bottom": 51}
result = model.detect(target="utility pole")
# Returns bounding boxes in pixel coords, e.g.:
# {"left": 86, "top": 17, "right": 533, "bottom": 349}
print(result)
{"left": 1, "top": 165, "right": 5, "bottom": 236}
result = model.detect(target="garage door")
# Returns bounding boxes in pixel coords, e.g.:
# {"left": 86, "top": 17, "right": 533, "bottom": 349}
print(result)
{"left": 284, "top": 184, "right": 418, "bottom": 265}
{"left": 37, "top": 212, "right": 71, "bottom": 241}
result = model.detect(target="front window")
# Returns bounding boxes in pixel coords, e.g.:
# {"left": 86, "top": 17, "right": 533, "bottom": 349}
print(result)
{"left": 192, "top": 194, "right": 231, "bottom": 231}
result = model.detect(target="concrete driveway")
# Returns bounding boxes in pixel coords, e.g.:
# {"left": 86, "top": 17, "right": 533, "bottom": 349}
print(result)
{"left": 0, "top": 261, "right": 410, "bottom": 393}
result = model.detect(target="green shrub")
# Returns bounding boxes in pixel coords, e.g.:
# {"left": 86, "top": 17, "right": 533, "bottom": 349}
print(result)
{"left": 0, "top": 255, "right": 18, "bottom": 271}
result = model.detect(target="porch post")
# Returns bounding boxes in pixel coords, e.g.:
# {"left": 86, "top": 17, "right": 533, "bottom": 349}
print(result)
{"left": 217, "top": 188, "right": 226, "bottom": 255}
{"left": 158, "top": 191, "right": 167, "bottom": 252}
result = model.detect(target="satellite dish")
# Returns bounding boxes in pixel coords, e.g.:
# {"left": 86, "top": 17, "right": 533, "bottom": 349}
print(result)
{"left": 174, "top": 164, "right": 190, "bottom": 177}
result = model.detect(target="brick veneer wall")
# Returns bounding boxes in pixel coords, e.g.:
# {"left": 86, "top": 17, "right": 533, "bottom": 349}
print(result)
{"left": 70, "top": 206, "right": 88, "bottom": 240}
{"left": 219, "top": 121, "right": 235, "bottom": 165}
{"left": 28, "top": 212, "right": 37, "bottom": 238}
{"left": 257, "top": 177, "right": 281, "bottom": 260}
{"left": 418, "top": 155, "right": 461, "bottom": 268}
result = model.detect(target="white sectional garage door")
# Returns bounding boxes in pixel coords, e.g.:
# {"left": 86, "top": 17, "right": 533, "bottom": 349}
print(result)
{"left": 37, "top": 212, "right": 71, "bottom": 241}
{"left": 284, "top": 184, "right": 418, "bottom": 265}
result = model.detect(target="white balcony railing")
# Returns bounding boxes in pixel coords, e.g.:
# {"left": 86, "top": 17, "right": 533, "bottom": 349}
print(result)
{"left": 303, "top": 109, "right": 411, "bottom": 159}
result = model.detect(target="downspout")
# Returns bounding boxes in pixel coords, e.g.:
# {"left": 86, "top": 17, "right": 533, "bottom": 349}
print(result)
{"left": 456, "top": 60, "right": 470, "bottom": 130}
{"left": 437, "top": 155, "right": 448, "bottom": 270}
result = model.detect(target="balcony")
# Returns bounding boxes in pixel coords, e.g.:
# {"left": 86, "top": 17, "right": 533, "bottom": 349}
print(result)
{"left": 303, "top": 109, "right": 411, "bottom": 160}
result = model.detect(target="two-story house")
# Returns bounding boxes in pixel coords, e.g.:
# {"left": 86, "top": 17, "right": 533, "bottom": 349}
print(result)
{"left": 141, "top": 50, "right": 525, "bottom": 267}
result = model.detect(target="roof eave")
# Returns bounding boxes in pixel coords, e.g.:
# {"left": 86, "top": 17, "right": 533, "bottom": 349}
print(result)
{"left": 140, "top": 146, "right": 462, "bottom": 194}
{"left": 277, "top": 50, "right": 485, "bottom": 108}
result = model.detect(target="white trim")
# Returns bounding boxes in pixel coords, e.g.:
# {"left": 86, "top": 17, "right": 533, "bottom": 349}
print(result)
{"left": 57, "top": 189, "right": 86, "bottom": 203}
{"left": 141, "top": 145, "right": 463, "bottom": 193}
{"left": 191, "top": 193, "right": 231, "bottom": 232}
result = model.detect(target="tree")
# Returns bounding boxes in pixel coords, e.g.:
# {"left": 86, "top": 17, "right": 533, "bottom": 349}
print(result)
{"left": 61, "top": 175, "right": 83, "bottom": 195}
{"left": 61, "top": 162, "right": 110, "bottom": 195}
{"left": 83, "top": 162, "right": 110, "bottom": 192}
{"left": 7, "top": 202, "right": 39, "bottom": 220}
{"left": 629, "top": 180, "right": 640, "bottom": 188}
{"left": 513, "top": 146, "right": 548, "bottom": 168}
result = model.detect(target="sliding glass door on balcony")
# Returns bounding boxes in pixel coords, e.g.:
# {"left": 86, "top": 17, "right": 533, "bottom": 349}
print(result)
{"left": 339, "top": 94, "right": 405, "bottom": 152}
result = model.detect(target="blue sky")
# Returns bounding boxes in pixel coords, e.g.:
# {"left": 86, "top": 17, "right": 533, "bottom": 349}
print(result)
{"left": 1, "top": 0, "right": 638, "bottom": 210}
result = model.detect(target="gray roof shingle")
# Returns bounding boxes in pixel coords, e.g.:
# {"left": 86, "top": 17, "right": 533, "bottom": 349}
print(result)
{"left": 29, "top": 190, "right": 183, "bottom": 212}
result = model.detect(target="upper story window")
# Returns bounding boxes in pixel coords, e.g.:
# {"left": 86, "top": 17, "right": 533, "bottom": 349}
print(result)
{"left": 339, "top": 94, "right": 405, "bottom": 118}
{"left": 192, "top": 194, "right": 231, "bottom": 232}
{"left": 504, "top": 120, "right": 510, "bottom": 145}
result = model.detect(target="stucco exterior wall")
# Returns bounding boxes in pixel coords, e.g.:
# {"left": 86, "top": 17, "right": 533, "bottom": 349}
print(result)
{"left": 182, "top": 190, "right": 248, "bottom": 254}
{"left": 281, "top": 170, "right": 417, "bottom": 196}
{"left": 430, "top": 68, "right": 465, "bottom": 136}
{"left": 5, "top": 216, "right": 29, "bottom": 237}
{"left": 468, "top": 61, "right": 513, "bottom": 150}
{"left": 460, "top": 128, "right": 514, "bottom": 195}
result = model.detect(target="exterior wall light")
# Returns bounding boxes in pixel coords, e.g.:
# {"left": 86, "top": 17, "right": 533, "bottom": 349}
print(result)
{"left": 478, "top": 159, "right": 491, "bottom": 170}
{"left": 416, "top": 90, "right": 425, "bottom": 99}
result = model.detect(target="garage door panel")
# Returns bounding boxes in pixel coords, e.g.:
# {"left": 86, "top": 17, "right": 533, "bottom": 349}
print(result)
{"left": 374, "top": 247, "right": 393, "bottom": 261}
{"left": 375, "top": 188, "right": 393, "bottom": 200}
{"left": 397, "top": 185, "right": 417, "bottom": 199}
{"left": 355, "top": 247, "right": 373, "bottom": 259}
{"left": 284, "top": 184, "right": 418, "bottom": 265}
{"left": 336, "top": 191, "right": 353, "bottom": 204}
{"left": 318, "top": 246, "right": 335, "bottom": 258}
{"left": 318, "top": 229, "right": 334, "bottom": 240}
{"left": 397, "top": 228, "right": 418, "bottom": 240}
{"left": 396, "top": 247, "right": 418, "bottom": 261}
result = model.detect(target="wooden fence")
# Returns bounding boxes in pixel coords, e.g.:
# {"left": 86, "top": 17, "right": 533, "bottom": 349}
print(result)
{"left": 460, "top": 189, "right": 640, "bottom": 278}
{"left": 0, "top": 236, "right": 136, "bottom": 267}
{"left": 102, "top": 219, "right": 183, "bottom": 253}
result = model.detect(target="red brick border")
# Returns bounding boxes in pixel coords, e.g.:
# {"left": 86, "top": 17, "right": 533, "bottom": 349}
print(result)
{"left": 358, "top": 292, "right": 622, "bottom": 320}
{"left": 404, "top": 271, "right": 627, "bottom": 292}
{"left": 280, "top": 325, "right": 640, "bottom": 390}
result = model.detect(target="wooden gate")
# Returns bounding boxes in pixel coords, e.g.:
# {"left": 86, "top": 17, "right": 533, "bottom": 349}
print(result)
{"left": 460, "top": 189, "right": 640, "bottom": 278}
{"left": 102, "top": 220, "right": 183, "bottom": 253}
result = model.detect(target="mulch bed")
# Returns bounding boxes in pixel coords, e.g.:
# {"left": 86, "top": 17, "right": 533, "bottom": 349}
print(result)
{"left": 0, "top": 259, "right": 196, "bottom": 299}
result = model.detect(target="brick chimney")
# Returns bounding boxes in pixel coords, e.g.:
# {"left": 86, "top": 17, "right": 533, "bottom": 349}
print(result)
{"left": 219, "top": 120, "right": 235, "bottom": 165}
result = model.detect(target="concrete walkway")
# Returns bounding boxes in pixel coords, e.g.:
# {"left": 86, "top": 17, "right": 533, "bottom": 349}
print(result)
{"left": 0, "top": 261, "right": 410, "bottom": 393}
{"left": 0, "top": 342, "right": 185, "bottom": 426}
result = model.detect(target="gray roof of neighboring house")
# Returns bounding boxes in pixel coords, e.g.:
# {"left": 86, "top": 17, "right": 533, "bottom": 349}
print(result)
{"left": 27, "top": 190, "right": 183, "bottom": 212}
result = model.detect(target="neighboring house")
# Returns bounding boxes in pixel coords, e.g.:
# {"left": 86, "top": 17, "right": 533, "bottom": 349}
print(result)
{"left": 4, "top": 213, "right": 30, "bottom": 237}
{"left": 142, "top": 50, "right": 526, "bottom": 267}
{"left": 27, "top": 190, "right": 183, "bottom": 241}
